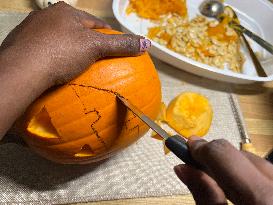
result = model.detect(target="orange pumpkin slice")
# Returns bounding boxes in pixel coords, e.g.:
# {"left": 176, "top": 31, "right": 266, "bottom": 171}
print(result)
{"left": 150, "top": 120, "right": 173, "bottom": 155}
{"left": 157, "top": 102, "right": 167, "bottom": 122}
{"left": 166, "top": 92, "right": 213, "bottom": 138}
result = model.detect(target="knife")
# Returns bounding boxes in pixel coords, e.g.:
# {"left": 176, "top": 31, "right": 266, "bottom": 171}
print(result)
{"left": 117, "top": 96, "right": 200, "bottom": 168}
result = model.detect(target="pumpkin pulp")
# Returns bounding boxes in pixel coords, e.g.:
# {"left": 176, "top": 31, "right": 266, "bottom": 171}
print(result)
{"left": 166, "top": 92, "right": 213, "bottom": 138}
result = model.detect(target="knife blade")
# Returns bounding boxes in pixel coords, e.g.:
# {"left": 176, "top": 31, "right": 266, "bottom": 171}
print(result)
{"left": 117, "top": 95, "right": 200, "bottom": 168}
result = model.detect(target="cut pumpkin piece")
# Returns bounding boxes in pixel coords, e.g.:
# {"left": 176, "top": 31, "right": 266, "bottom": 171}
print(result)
{"left": 27, "top": 107, "right": 60, "bottom": 139}
{"left": 151, "top": 133, "right": 171, "bottom": 155}
{"left": 150, "top": 121, "right": 174, "bottom": 155}
{"left": 151, "top": 133, "right": 163, "bottom": 141}
{"left": 166, "top": 92, "right": 213, "bottom": 138}
{"left": 163, "top": 144, "right": 171, "bottom": 155}
{"left": 157, "top": 102, "right": 167, "bottom": 122}
{"left": 151, "top": 120, "right": 163, "bottom": 137}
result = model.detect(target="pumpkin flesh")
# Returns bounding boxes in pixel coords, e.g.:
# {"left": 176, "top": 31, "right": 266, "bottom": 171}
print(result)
{"left": 166, "top": 92, "right": 213, "bottom": 138}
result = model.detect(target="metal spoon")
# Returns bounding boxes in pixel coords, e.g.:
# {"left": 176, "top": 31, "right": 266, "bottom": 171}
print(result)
{"left": 199, "top": 0, "right": 224, "bottom": 19}
{"left": 199, "top": 0, "right": 273, "bottom": 55}
{"left": 226, "top": 6, "right": 267, "bottom": 77}
{"left": 199, "top": 1, "right": 267, "bottom": 77}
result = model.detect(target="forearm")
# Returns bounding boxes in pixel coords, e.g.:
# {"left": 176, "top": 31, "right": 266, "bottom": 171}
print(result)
{"left": 0, "top": 48, "right": 51, "bottom": 139}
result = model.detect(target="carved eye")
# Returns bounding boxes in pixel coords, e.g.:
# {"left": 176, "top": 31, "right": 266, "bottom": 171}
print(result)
{"left": 48, "top": 1, "right": 52, "bottom": 6}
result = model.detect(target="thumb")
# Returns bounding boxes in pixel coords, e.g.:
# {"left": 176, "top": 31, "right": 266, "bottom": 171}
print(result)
{"left": 100, "top": 34, "right": 151, "bottom": 57}
{"left": 174, "top": 164, "right": 227, "bottom": 205}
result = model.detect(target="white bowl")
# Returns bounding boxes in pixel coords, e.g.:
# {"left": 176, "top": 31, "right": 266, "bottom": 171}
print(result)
{"left": 113, "top": 0, "right": 273, "bottom": 84}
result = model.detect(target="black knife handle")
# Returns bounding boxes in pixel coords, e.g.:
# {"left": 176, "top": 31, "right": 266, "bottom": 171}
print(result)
{"left": 165, "top": 135, "right": 201, "bottom": 169}
{"left": 265, "top": 148, "right": 273, "bottom": 164}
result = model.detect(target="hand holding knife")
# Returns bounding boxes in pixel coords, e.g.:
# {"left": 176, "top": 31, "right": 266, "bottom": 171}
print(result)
{"left": 117, "top": 96, "right": 201, "bottom": 168}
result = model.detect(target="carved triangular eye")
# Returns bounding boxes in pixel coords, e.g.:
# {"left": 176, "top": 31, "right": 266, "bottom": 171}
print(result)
{"left": 27, "top": 107, "right": 60, "bottom": 139}
{"left": 74, "top": 144, "right": 95, "bottom": 157}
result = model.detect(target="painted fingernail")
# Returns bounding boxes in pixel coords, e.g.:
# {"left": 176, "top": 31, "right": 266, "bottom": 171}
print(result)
{"left": 140, "top": 38, "right": 151, "bottom": 52}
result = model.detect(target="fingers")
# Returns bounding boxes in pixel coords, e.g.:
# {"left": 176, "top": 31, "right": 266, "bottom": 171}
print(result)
{"left": 242, "top": 151, "right": 273, "bottom": 180}
{"left": 174, "top": 164, "right": 227, "bottom": 205}
{"left": 51, "top": 1, "right": 111, "bottom": 29}
{"left": 188, "top": 136, "right": 271, "bottom": 204}
{"left": 1, "top": 11, "right": 37, "bottom": 49}
{"left": 77, "top": 10, "right": 111, "bottom": 29}
{"left": 98, "top": 34, "right": 151, "bottom": 57}
{"left": 0, "top": 133, "right": 27, "bottom": 146}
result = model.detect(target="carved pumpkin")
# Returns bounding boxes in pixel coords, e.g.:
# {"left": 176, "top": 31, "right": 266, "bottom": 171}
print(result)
{"left": 23, "top": 29, "right": 162, "bottom": 164}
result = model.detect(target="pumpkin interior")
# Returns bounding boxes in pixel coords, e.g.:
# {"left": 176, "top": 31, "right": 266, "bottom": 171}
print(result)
{"left": 126, "top": 0, "right": 187, "bottom": 20}
{"left": 166, "top": 92, "right": 213, "bottom": 138}
{"left": 173, "top": 94, "right": 207, "bottom": 128}
{"left": 27, "top": 107, "right": 60, "bottom": 139}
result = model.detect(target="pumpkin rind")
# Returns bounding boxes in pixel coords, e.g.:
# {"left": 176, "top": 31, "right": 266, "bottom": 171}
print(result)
{"left": 23, "top": 29, "right": 162, "bottom": 164}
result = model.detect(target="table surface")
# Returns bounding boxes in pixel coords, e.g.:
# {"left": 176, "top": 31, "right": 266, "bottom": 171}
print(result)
{"left": 0, "top": 1, "right": 272, "bottom": 205}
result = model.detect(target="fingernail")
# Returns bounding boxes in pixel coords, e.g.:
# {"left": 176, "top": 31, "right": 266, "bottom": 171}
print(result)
{"left": 188, "top": 136, "right": 207, "bottom": 150}
{"left": 105, "top": 24, "right": 112, "bottom": 29}
{"left": 174, "top": 165, "right": 182, "bottom": 174}
{"left": 189, "top": 136, "right": 203, "bottom": 141}
{"left": 140, "top": 38, "right": 151, "bottom": 52}
{"left": 174, "top": 165, "right": 182, "bottom": 176}
{"left": 174, "top": 165, "right": 188, "bottom": 184}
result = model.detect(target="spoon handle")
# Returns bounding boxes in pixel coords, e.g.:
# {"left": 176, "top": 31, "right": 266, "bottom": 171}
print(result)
{"left": 241, "top": 34, "right": 267, "bottom": 77}
{"left": 231, "top": 23, "right": 273, "bottom": 55}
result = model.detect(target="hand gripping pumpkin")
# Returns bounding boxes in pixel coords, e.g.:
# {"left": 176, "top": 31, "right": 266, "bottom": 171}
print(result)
{"left": 23, "top": 29, "right": 162, "bottom": 164}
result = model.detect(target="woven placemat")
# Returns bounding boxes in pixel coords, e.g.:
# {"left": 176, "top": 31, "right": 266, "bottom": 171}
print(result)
{"left": 0, "top": 12, "right": 245, "bottom": 205}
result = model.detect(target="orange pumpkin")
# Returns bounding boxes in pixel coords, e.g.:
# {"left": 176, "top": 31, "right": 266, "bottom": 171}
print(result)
{"left": 23, "top": 29, "right": 162, "bottom": 164}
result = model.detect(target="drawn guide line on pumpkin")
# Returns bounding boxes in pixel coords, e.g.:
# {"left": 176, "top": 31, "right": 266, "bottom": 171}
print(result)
{"left": 69, "top": 83, "right": 121, "bottom": 97}
{"left": 129, "top": 124, "right": 140, "bottom": 138}
{"left": 70, "top": 85, "right": 89, "bottom": 114}
{"left": 123, "top": 114, "right": 137, "bottom": 130}
{"left": 89, "top": 109, "right": 108, "bottom": 148}
{"left": 70, "top": 84, "right": 107, "bottom": 149}
{"left": 128, "top": 113, "right": 140, "bottom": 137}
{"left": 70, "top": 83, "right": 142, "bottom": 150}
{"left": 69, "top": 83, "right": 141, "bottom": 149}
